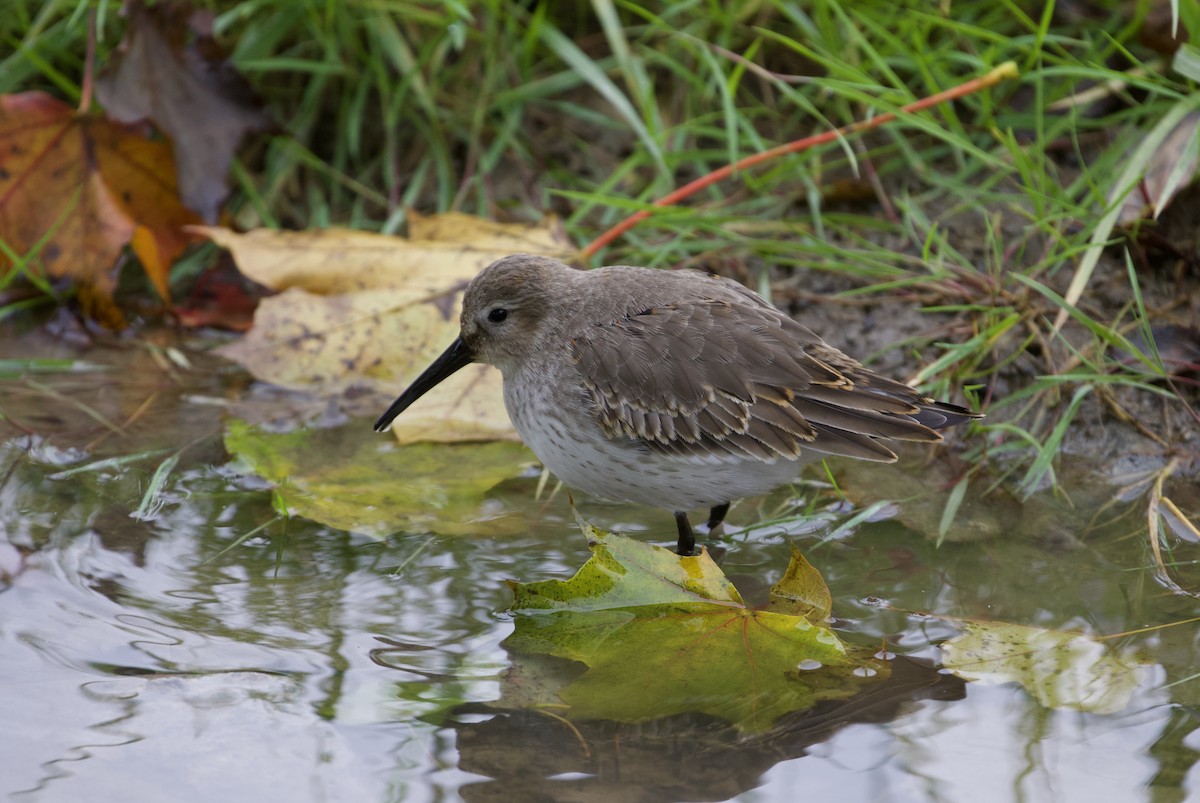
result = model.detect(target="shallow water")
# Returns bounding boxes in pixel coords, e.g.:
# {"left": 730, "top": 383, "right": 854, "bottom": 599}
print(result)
{"left": 1, "top": 324, "right": 1198, "bottom": 802}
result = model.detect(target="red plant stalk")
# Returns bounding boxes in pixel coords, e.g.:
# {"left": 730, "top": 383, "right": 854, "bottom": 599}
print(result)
{"left": 581, "top": 61, "right": 1020, "bottom": 261}
{"left": 79, "top": 9, "right": 98, "bottom": 114}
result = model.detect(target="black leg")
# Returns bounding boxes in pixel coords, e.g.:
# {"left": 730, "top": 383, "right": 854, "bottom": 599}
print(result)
{"left": 674, "top": 511, "right": 696, "bottom": 556}
{"left": 706, "top": 501, "right": 731, "bottom": 532}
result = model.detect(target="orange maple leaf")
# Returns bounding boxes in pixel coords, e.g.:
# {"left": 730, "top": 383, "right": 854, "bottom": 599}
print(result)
{"left": 0, "top": 91, "right": 200, "bottom": 326}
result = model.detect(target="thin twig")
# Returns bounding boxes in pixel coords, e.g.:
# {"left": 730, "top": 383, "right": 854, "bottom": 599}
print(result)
{"left": 79, "top": 9, "right": 97, "bottom": 114}
{"left": 582, "top": 62, "right": 1020, "bottom": 260}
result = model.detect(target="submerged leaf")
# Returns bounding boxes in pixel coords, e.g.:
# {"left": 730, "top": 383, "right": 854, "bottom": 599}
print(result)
{"left": 503, "top": 527, "right": 888, "bottom": 732}
{"left": 941, "top": 621, "right": 1149, "bottom": 714}
{"left": 224, "top": 418, "right": 532, "bottom": 538}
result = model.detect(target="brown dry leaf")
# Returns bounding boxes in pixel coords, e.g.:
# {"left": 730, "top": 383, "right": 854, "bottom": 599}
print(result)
{"left": 200, "top": 217, "right": 576, "bottom": 442}
{"left": 407, "top": 209, "right": 575, "bottom": 252}
{"left": 96, "top": 0, "right": 269, "bottom": 223}
{"left": 196, "top": 227, "right": 473, "bottom": 295}
{"left": 0, "top": 91, "right": 201, "bottom": 327}
{"left": 1118, "top": 109, "right": 1200, "bottom": 224}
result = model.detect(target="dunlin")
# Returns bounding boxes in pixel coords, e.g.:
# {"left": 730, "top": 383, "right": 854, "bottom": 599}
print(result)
{"left": 375, "top": 254, "right": 981, "bottom": 554}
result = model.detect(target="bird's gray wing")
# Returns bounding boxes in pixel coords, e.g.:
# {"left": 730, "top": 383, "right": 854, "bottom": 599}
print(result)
{"left": 570, "top": 299, "right": 974, "bottom": 464}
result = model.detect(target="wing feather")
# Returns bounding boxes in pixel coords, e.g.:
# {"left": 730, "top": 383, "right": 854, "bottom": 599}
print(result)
{"left": 572, "top": 299, "right": 977, "bottom": 465}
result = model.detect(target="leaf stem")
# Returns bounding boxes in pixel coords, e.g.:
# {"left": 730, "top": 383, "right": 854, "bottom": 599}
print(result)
{"left": 79, "top": 8, "right": 97, "bottom": 114}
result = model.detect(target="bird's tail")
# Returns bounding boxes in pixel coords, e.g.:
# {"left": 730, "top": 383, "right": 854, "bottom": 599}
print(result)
{"left": 912, "top": 400, "right": 982, "bottom": 430}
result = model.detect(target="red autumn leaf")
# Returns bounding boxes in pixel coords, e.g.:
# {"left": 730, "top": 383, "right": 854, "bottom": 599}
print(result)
{"left": 173, "top": 256, "right": 261, "bottom": 332}
{"left": 96, "top": 1, "right": 270, "bottom": 223}
{"left": 0, "top": 91, "right": 201, "bottom": 327}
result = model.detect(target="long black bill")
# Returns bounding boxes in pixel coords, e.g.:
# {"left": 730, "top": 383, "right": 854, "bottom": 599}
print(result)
{"left": 373, "top": 337, "right": 476, "bottom": 432}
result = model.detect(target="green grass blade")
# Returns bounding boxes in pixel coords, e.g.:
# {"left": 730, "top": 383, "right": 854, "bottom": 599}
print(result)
{"left": 133, "top": 452, "right": 182, "bottom": 521}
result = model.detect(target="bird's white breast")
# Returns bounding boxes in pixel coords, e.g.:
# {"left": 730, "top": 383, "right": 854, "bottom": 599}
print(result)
{"left": 502, "top": 364, "right": 807, "bottom": 511}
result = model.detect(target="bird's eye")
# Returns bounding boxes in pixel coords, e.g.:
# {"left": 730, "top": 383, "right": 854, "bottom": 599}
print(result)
{"left": 487, "top": 308, "right": 508, "bottom": 323}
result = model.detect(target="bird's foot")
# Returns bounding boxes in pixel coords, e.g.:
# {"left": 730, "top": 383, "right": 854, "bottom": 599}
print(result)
{"left": 673, "top": 511, "right": 696, "bottom": 556}
{"left": 705, "top": 502, "right": 731, "bottom": 537}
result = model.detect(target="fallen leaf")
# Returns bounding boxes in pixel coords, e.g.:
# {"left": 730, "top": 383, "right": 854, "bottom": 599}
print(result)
{"left": 224, "top": 418, "right": 533, "bottom": 538}
{"left": 407, "top": 209, "right": 576, "bottom": 253}
{"left": 198, "top": 227, "right": 478, "bottom": 295}
{"left": 940, "top": 621, "right": 1149, "bottom": 714}
{"left": 502, "top": 521, "right": 889, "bottom": 732}
{"left": 512, "top": 510, "right": 746, "bottom": 609}
{"left": 0, "top": 91, "right": 200, "bottom": 326}
{"left": 766, "top": 545, "right": 833, "bottom": 623}
{"left": 173, "top": 256, "right": 260, "bottom": 331}
{"left": 1118, "top": 109, "right": 1200, "bottom": 224}
{"left": 196, "top": 217, "right": 573, "bottom": 294}
{"left": 96, "top": 0, "right": 270, "bottom": 223}
{"left": 1056, "top": 96, "right": 1200, "bottom": 329}
{"left": 200, "top": 217, "right": 575, "bottom": 442}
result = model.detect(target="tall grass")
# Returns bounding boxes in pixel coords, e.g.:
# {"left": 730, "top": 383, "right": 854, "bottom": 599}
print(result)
{"left": 1, "top": 0, "right": 1195, "bottom": 486}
